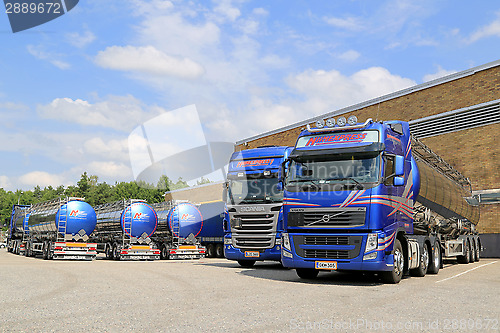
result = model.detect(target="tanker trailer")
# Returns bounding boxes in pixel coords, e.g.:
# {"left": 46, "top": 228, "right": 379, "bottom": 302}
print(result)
{"left": 7, "top": 204, "right": 30, "bottom": 254}
{"left": 91, "top": 199, "right": 160, "bottom": 260}
{"left": 22, "top": 197, "right": 97, "bottom": 260}
{"left": 151, "top": 201, "right": 205, "bottom": 260}
{"left": 411, "top": 136, "right": 481, "bottom": 266}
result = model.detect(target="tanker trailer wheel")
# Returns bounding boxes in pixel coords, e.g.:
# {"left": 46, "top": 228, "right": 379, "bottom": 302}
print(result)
{"left": 160, "top": 244, "right": 169, "bottom": 260}
{"left": 381, "top": 239, "right": 404, "bottom": 284}
{"left": 457, "top": 239, "right": 471, "bottom": 264}
{"left": 206, "top": 244, "right": 215, "bottom": 258}
{"left": 105, "top": 243, "right": 113, "bottom": 260}
{"left": 475, "top": 240, "right": 481, "bottom": 262}
{"left": 47, "top": 242, "right": 54, "bottom": 260}
{"left": 410, "top": 243, "right": 428, "bottom": 277}
{"left": 112, "top": 243, "right": 121, "bottom": 261}
{"left": 237, "top": 260, "right": 255, "bottom": 268}
{"left": 467, "top": 239, "right": 474, "bottom": 263}
{"left": 296, "top": 268, "right": 319, "bottom": 279}
{"left": 42, "top": 241, "right": 49, "bottom": 260}
{"left": 215, "top": 244, "right": 224, "bottom": 258}
{"left": 427, "top": 241, "right": 441, "bottom": 274}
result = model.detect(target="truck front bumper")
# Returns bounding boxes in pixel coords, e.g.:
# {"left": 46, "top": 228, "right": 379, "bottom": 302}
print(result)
{"left": 224, "top": 244, "right": 282, "bottom": 261}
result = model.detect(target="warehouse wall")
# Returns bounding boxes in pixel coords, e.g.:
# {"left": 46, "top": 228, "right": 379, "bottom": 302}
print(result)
{"left": 235, "top": 64, "right": 500, "bottom": 234}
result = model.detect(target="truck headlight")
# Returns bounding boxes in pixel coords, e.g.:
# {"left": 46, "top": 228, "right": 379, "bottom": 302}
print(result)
{"left": 224, "top": 237, "right": 232, "bottom": 245}
{"left": 282, "top": 233, "right": 291, "bottom": 251}
{"left": 365, "top": 233, "right": 378, "bottom": 253}
{"left": 275, "top": 237, "right": 282, "bottom": 245}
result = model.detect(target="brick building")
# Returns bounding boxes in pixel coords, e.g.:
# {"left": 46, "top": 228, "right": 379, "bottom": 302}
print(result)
{"left": 235, "top": 60, "right": 500, "bottom": 255}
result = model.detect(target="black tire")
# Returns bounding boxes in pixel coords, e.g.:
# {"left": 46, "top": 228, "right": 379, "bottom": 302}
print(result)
{"left": 47, "top": 242, "right": 53, "bottom": 260}
{"left": 215, "top": 244, "right": 224, "bottom": 258}
{"left": 457, "top": 239, "right": 470, "bottom": 264}
{"left": 207, "top": 244, "right": 215, "bottom": 258}
{"left": 381, "top": 238, "right": 404, "bottom": 284}
{"left": 160, "top": 244, "right": 168, "bottom": 260}
{"left": 296, "top": 268, "right": 319, "bottom": 279}
{"left": 105, "top": 243, "right": 113, "bottom": 260}
{"left": 112, "top": 243, "right": 120, "bottom": 261}
{"left": 238, "top": 260, "right": 255, "bottom": 268}
{"left": 427, "top": 241, "right": 441, "bottom": 274}
{"left": 475, "top": 240, "right": 481, "bottom": 262}
{"left": 42, "top": 241, "right": 49, "bottom": 260}
{"left": 410, "top": 243, "right": 428, "bottom": 277}
{"left": 468, "top": 239, "right": 474, "bottom": 263}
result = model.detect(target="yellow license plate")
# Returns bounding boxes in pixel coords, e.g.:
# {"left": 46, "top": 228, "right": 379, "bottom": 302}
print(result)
{"left": 315, "top": 261, "right": 337, "bottom": 270}
{"left": 245, "top": 251, "right": 259, "bottom": 258}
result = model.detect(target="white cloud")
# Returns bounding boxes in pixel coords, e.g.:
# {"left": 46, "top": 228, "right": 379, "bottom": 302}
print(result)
{"left": 213, "top": 0, "right": 241, "bottom": 22}
{"left": 83, "top": 137, "right": 129, "bottom": 162}
{"left": 252, "top": 8, "right": 268, "bottom": 16}
{"left": 423, "top": 66, "right": 457, "bottom": 82}
{"left": 37, "top": 95, "right": 162, "bottom": 131}
{"left": 86, "top": 161, "right": 131, "bottom": 179}
{"left": 338, "top": 50, "right": 360, "bottom": 62}
{"left": 27, "top": 45, "right": 70, "bottom": 70}
{"left": 324, "top": 16, "right": 363, "bottom": 31}
{"left": 286, "top": 67, "right": 416, "bottom": 114}
{"left": 0, "top": 175, "right": 12, "bottom": 190}
{"left": 467, "top": 12, "right": 500, "bottom": 43}
{"left": 95, "top": 45, "right": 205, "bottom": 79}
{"left": 19, "top": 171, "right": 66, "bottom": 188}
{"left": 66, "top": 29, "right": 96, "bottom": 48}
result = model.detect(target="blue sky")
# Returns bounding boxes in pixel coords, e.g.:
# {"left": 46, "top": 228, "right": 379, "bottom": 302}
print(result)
{"left": 0, "top": 0, "right": 499, "bottom": 191}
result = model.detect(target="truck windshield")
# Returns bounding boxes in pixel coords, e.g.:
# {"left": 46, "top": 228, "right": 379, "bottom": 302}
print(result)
{"left": 286, "top": 152, "right": 381, "bottom": 191}
{"left": 227, "top": 176, "right": 282, "bottom": 205}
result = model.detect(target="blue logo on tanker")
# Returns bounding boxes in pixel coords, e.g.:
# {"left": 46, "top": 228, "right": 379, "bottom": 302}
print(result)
{"left": 121, "top": 203, "right": 158, "bottom": 238}
{"left": 168, "top": 203, "right": 203, "bottom": 238}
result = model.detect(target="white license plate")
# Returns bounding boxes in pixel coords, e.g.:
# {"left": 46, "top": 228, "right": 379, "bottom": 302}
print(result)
{"left": 245, "top": 251, "right": 260, "bottom": 258}
{"left": 315, "top": 261, "right": 337, "bottom": 270}
{"left": 179, "top": 255, "right": 200, "bottom": 259}
{"left": 67, "top": 255, "right": 87, "bottom": 260}
{"left": 128, "top": 256, "right": 150, "bottom": 260}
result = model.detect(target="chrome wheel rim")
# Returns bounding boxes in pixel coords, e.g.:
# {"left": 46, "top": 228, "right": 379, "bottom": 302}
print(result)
{"left": 421, "top": 246, "right": 428, "bottom": 271}
{"left": 434, "top": 245, "right": 440, "bottom": 268}
{"left": 394, "top": 248, "right": 404, "bottom": 276}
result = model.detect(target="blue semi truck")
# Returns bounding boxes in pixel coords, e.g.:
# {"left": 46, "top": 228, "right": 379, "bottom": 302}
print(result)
{"left": 280, "top": 116, "right": 481, "bottom": 283}
{"left": 223, "top": 146, "right": 292, "bottom": 267}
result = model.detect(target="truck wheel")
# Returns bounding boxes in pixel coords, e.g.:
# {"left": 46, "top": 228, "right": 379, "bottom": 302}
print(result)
{"left": 381, "top": 238, "right": 404, "bottom": 284}
{"left": 105, "top": 243, "right": 113, "bottom": 260}
{"left": 42, "top": 241, "right": 49, "bottom": 260}
{"left": 207, "top": 244, "right": 215, "bottom": 258}
{"left": 427, "top": 241, "right": 441, "bottom": 274}
{"left": 112, "top": 243, "right": 120, "bottom": 261}
{"left": 457, "top": 239, "right": 470, "bottom": 264}
{"left": 296, "top": 268, "right": 319, "bottom": 279}
{"left": 215, "top": 244, "right": 224, "bottom": 258}
{"left": 475, "top": 240, "right": 481, "bottom": 262}
{"left": 468, "top": 239, "right": 474, "bottom": 263}
{"left": 238, "top": 260, "right": 255, "bottom": 268}
{"left": 47, "top": 242, "right": 53, "bottom": 260}
{"left": 160, "top": 244, "right": 167, "bottom": 260}
{"left": 410, "top": 243, "right": 428, "bottom": 277}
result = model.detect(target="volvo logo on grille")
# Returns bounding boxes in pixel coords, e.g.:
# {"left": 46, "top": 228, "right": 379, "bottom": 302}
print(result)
{"left": 240, "top": 206, "right": 265, "bottom": 212}
{"left": 307, "top": 211, "right": 347, "bottom": 226}
{"left": 321, "top": 214, "right": 331, "bottom": 223}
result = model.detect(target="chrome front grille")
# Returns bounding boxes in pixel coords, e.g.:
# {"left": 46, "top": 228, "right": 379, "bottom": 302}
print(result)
{"left": 288, "top": 207, "right": 366, "bottom": 228}
{"left": 304, "top": 236, "right": 349, "bottom": 245}
{"left": 229, "top": 205, "right": 280, "bottom": 249}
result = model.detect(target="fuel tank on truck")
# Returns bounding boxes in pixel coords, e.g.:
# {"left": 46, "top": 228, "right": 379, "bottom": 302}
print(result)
{"left": 411, "top": 155, "right": 479, "bottom": 225}
{"left": 28, "top": 199, "right": 97, "bottom": 238}
{"left": 167, "top": 203, "right": 204, "bottom": 239}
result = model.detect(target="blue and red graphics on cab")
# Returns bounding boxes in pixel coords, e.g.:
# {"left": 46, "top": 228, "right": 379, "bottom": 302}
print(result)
{"left": 236, "top": 159, "right": 274, "bottom": 168}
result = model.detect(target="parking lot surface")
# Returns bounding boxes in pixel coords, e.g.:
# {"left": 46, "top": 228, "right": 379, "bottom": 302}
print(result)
{"left": 0, "top": 250, "right": 498, "bottom": 332}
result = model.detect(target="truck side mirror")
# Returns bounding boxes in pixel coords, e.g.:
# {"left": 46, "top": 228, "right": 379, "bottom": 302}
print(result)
{"left": 394, "top": 155, "right": 404, "bottom": 177}
{"left": 393, "top": 176, "right": 405, "bottom": 186}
